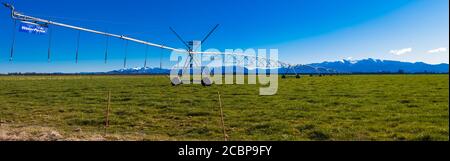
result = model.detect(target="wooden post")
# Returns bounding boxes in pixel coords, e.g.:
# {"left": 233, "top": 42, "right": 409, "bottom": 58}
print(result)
{"left": 217, "top": 91, "right": 228, "bottom": 141}
{"left": 104, "top": 90, "right": 111, "bottom": 136}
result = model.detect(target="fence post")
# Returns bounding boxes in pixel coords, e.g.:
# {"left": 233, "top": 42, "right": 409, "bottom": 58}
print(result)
{"left": 217, "top": 91, "right": 228, "bottom": 141}
{"left": 104, "top": 90, "right": 111, "bottom": 137}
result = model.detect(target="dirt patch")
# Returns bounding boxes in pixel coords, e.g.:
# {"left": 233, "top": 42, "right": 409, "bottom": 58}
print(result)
{"left": 1, "top": 125, "right": 64, "bottom": 141}
{"left": 0, "top": 124, "right": 170, "bottom": 141}
{"left": 0, "top": 124, "right": 110, "bottom": 141}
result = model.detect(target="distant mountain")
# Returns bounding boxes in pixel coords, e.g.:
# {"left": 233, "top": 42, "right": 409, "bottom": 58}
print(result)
{"left": 106, "top": 59, "right": 449, "bottom": 74}
{"left": 107, "top": 67, "right": 170, "bottom": 74}
{"left": 307, "top": 58, "right": 449, "bottom": 73}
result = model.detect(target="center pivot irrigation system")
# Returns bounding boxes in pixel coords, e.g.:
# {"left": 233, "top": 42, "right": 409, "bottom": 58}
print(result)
{"left": 3, "top": 3, "right": 336, "bottom": 86}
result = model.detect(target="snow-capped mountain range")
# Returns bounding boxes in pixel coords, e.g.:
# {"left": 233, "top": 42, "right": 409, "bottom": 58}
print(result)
{"left": 107, "top": 58, "right": 449, "bottom": 74}
{"left": 307, "top": 58, "right": 448, "bottom": 73}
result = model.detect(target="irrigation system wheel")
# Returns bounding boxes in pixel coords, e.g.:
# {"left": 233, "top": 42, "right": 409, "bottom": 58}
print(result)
{"left": 201, "top": 77, "right": 213, "bottom": 86}
{"left": 171, "top": 77, "right": 182, "bottom": 86}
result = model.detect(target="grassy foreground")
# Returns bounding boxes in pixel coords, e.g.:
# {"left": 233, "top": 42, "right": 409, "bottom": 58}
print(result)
{"left": 0, "top": 75, "right": 448, "bottom": 141}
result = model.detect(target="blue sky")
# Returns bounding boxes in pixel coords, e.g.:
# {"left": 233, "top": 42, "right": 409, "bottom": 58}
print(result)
{"left": 0, "top": 0, "right": 448, "bottom": 73}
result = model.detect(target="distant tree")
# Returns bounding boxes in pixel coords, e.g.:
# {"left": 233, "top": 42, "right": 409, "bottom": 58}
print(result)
{"left": 398, "top": 69, "right": 405, "bottom": 74}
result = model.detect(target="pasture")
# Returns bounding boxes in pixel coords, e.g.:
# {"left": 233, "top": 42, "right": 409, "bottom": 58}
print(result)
{"left": 0, "top": 75, "right": 448, "bottom": 141}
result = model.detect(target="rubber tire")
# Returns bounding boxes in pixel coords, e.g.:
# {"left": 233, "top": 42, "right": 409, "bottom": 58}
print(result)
{"left": 171, "top": 77, "right": 182, "bottom": 86}
{"left": 201, "top": 77, "right": 212, "bottom": 86}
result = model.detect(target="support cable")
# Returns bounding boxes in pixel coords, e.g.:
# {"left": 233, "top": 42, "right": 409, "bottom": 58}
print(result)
{"left": 75, "top": 30, "right": 81, "bottom": 63}
{"left": 144, "top": 43, "right": 149, "bottom": 68}
{"left": 47, "top": 26, "right": 53, "bottom": 63}
{"left": 9, "top": 19, "right": 17, "bottom": 62}
{"left": 123, "top": 40, "right": 129, "bottom": 68}
{"left": 104, "top": 31, "right": 109, "bottom": 64}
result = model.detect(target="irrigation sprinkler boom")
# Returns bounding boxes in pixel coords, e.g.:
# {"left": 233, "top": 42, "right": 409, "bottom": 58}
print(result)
{"left": 2, "top": 3, "right": 335, "bottom": 85}
{"left": 2, "top": 2, "right": 185, "bottom": 53}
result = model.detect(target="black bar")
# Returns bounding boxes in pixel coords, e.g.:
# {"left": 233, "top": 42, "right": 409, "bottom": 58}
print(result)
{"left": 0, "top": 141, "right": 447, "bottom": 160}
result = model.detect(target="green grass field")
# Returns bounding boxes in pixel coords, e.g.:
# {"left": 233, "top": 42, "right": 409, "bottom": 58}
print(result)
{"left": 0, "top": 75, "right": 448, "bottom": 141}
